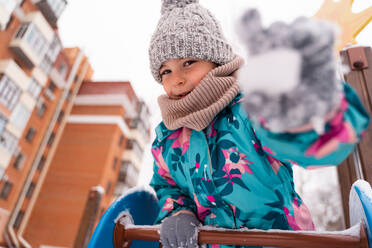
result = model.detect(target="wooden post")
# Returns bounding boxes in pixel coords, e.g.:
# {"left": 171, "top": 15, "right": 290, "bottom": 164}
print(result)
{"left": 338, "top": 46, "right": 372, "bottom": 227}
{"left": 74, "top": 187, "right": 103, "bottom": 248}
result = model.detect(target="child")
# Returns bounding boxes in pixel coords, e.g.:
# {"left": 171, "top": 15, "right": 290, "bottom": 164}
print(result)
{"left": 148, "top": 1, "right": 370, "bottom": 248}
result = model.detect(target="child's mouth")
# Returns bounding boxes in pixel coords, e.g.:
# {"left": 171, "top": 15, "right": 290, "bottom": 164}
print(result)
{"left": 178, "top": 91, "right": 191, "bottom": 98}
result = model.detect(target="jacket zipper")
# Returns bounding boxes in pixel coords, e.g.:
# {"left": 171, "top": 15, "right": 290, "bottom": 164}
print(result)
{"left": 202, "top": 133, "right": 213, "bottom": 176}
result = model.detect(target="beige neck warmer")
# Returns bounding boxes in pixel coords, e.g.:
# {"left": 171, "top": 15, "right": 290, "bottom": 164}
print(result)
{"left": 158, "top": 55, "right": 244, "bottom": 131}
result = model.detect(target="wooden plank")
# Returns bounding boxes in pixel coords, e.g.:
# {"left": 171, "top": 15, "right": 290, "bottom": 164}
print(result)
{"left": 74, "top": 188, "right": 103, "bottom": 248}
{"left": 337, "top": 47, "right": 372, "bottom": 227}
{"left": 337, "top": 156, "right": 357, "bottom": 228}
{"left": 114, "top": 216, "right": 368, "bottom": 248}
{"left": 359, "top": 47, "right": 372, "bottom": 183}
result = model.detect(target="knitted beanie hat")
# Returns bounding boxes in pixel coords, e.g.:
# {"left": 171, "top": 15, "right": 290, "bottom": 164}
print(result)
{"left": 149, "top": 0, "right": 234, "bottom": 83}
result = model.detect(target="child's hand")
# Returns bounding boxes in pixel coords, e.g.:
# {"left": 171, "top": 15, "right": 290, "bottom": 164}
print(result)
{"left": 160, "top": 212, "right": 200, "bottom": 248}
{"left": 237, "top": 9, "right": 343, "bottom": 133}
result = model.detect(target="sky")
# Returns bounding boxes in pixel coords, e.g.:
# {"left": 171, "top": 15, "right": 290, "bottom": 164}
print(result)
{"left": 58, "top": 0, "right": 372, "bottom": 185}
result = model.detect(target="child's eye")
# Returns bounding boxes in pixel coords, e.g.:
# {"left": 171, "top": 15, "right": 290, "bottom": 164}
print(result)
{"left": 160, "top": 69, "right": 171, "bottom": 76}
{"left": 184, "top": 60, "right": 196, "bottom": 67}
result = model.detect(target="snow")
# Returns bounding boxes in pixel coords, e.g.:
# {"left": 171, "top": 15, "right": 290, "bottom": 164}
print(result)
{"left": 114, "top": 210, "right": 134, "bottom": 226}
{"left": 293, "top": 166, "right": 344, "bottom": 231}
{"left": 238, "top": 48, "right": 301, "bottom": 95}
{"left": 310, "top": 116, "right": 325, "bottom": 135}
{"left": 199, "top": 223, "right": 361, "bottom": 237}
{"left": 91, "top": 185, "right": 105, "bottom": 195}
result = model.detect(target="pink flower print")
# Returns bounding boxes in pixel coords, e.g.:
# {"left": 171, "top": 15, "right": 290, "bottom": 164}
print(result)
{"left": 168, "top": 128, "right": 192, "bottom": 155}
{"left": 228, "top": 204, "right": 236, "bottom": 217}
{"left": 222, "top": 147, "right": 253, "bottom": 176}
{"left": 306, "top": 121, "right": 357, "bottom": 158}
{"left": 206, "top": 120, "right": 217, "bottom": 137}
{"left": 162, "top": 197, "right": 185, "bottom": 213}
{"left": 207, "top": 195, "right": 216, "bottom": 206}
{"left": 266, "top": 154, "right": 282, "bottom": 174}
{"left": 152, "top": 147, "right": 176, "bottom": 186}
{"left": 195, "top": 162, "right": 200, "bottom": 173}
{"left": 193, "top": 193, "right": 211, "bottom": 222}
{"left": 284, "top": 198, "right": 315, "bottom": 231}
{"left": 252, "top": 141, "right": 282, "bottom": 174}
{"left": 306, "top": 97, "right": 358, "bottom": 158}
{"left": 262, "top": 146, "right": 276, "bottom": 156}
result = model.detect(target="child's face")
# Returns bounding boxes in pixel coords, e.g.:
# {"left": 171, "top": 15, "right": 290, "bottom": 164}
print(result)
{"left": 160, "top": 58, "right": 217, "bottom": 100}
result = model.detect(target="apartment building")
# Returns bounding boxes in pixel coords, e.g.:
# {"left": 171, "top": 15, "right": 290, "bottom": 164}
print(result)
{"left": 0, "top": 1, "right": 151, "bottom": 247}
{"left": 22, "top": 81, "right": 150, "bottom": 247}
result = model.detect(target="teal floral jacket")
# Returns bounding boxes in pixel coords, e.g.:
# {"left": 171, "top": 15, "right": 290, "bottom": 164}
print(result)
{"left": 150, "top": 83, "right": 369, "bottom": 248}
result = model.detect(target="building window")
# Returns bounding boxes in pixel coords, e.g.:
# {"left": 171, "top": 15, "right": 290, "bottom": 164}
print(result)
{"left": 58, "top": 62, "right": 67, "bottom": 79}
{"left": 0, "top": 130, "right": 18, "bottom": 154}
{"left": 126, "top": 139, "right": 143, "bottom": 158}
{"left": 39, "top": 56, "right": 53, "bottom": 74}
{"left": 0, "top": 74, "right": 21, "bottom": 110}
{"left": 119, "top": 135, "right": 124, "bottom": 147}
{"left": 28, "top": 78, "right": 42, "bottom": 99}
{"left": 118, "top": 160, "right": 130, "bottom": 182}
{"left": 36, "top": 101, "right": 47, "bottom": 117}
{"left": 0, "top": 180, "right": 12, "bottom": 200}
{"left": 25, "top": 182, "right": 35, "bottom": 198}
{"left": 0, "top": 114, "right": 7, "bottom": 135}
{"left": 13, "top": 210, "right": 24, "bottom": 229}
{"left": 112, "top": 157, "right": 118, "bottom": 170}
{"left": 10, "top": 103, "right": 31, "bottom": 131}
{"left": 5, "top": 15, "right": 14, "bottom": 30}
{"left": 13, "top": 153, "right": 25, "bottom": 170}
{"left": 66, "top": 90, "right": 72, "bottom": 101}
{"left": 48, "top": 81, "right": 56, "bottom": 93}
{"left": 46, "top": 35, "right": 62, "bottom": 63}
{"left": 106, "top": 181, "right": 112, "bottom": 195}
{"left": 24, "top": 23, "right": 47, "bottom": 56}
{"left": 47, "top": 133, "right": 55, "bottom": 147}
{"left": 25, "top": 127, "right": 36, "bottom": 142}
{"left": 47, "top": 0, "right": 67, "bottom": 19}
{"left": 14, "top": 22, "right": 29, "bottom": 39}
{"left": 37, "top": 156, "right": 46, "bottom": 171}
{"left": 57, "top": 110, "right": 64, "bottom": 123}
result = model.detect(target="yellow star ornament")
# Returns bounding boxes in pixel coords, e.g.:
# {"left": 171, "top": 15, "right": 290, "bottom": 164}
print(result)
{"left": 314, "top": 0, "right": 372, "bottom": 50}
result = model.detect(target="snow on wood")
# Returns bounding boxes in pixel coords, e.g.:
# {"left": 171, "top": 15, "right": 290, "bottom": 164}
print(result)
{"left": 114, "top": 210, "right": 134, "bottom": 225}
{"left": 91, "top": 185, "right": 105, "bottom": 195}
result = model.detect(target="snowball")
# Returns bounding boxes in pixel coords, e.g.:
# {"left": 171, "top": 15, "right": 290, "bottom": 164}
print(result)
{"left": 238, "top": 48, "right": 301, "bottom": 95}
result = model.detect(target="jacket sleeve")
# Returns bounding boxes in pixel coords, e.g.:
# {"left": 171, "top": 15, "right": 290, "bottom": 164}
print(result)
{"left": 150, "top": 146, "right": 197, "bottom": 223}
{"left": 248, "top": 82, "right": 370, "bottom": 169}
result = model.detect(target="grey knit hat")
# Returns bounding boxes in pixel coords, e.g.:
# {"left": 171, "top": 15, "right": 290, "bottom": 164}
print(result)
{"left": 149, "top": 0, "right": 234, "bottom": 83}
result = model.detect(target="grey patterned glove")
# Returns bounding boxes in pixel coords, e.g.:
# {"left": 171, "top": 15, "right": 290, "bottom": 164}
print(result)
{"left": 237, "top": 9, "right": 343, "bottom": 133}
{"left": 160, "top": 213, "right": 200, "bottom": 248}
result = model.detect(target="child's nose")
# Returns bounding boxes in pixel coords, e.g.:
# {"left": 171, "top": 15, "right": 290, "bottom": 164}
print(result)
{"left": 172, "top": 74, "right": 186, "bottom": 86}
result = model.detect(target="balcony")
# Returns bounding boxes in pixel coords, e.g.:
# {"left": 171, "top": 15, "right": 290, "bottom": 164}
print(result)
{"left": 9, "top": 12, "right": 54, "bottom": 68}
{"left": 0, "top": 129, "right": 19, "bottom": 155}
{"left": 0, "top": 59, "right": 31, "bottom": 91}
{"left": 35, "top": 0, "right": 67, "bottom": 27}
{"left": 0, "top": 0, "right": 17, "bottom": 30}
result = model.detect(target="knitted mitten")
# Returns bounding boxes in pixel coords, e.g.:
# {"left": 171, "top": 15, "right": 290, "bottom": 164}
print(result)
{"left": 160, "top": 213, "right": 200, "bottom": 248}
{"left": 237, "top": 9, "right": 343, "bottom": 133}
